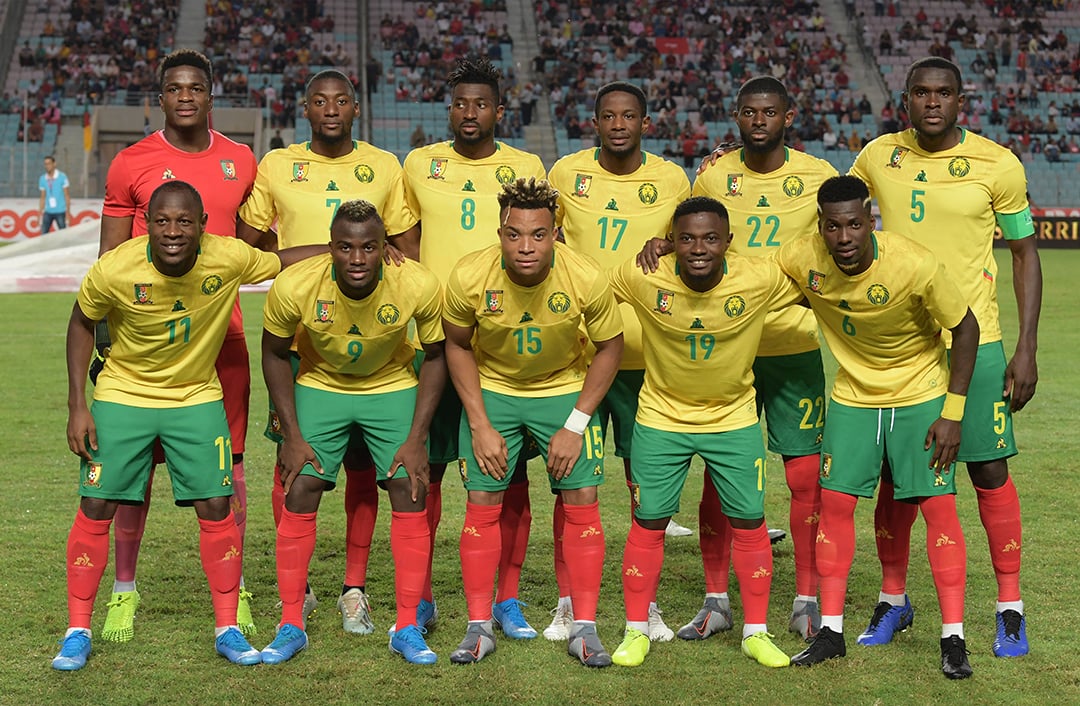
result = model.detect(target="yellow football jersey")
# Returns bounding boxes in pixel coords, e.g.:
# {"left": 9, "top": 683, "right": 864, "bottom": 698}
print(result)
{"left": 78, "top": 234, "right": 281, "bottom": 407}
{"left": 403, "top": 141, "right": 546, "bottom": 285}
{"left": 609, "top": 253, "right": 804, "bottom": 433}
{"left": 443, "top": 242, "right": 623, "bottom": 397}
{"left": 263, "top": 256, "right": 443, "bottom": 394}
{"left": 549, "top": 148, "right": 691, "bottom": 369}
{"left": 694, "top": 147, "right": 837, "bottom": 357}
{"left": 850, "top": 128, "right": 1032, "bottom": 346}
{"left": 776, "top": 230, "right": 970, "bottom": 407}
{"left": 239, "top": 141, "right": 416, "bottom": 248}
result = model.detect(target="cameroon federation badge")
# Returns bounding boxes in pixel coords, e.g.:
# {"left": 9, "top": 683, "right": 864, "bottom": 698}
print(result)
{"left": 547, "top": 291, "right": 571, "bottom": 314}
{"left": 574, "top": 173, "right": 592, "bottom": 197}
{"left": 133, "top": 283, "right": 153, "bottom": 304}
{"left": 727, "top": 173, "right": 743, "bottom": 196}
{"left": 376, "top": 303, "right": 400, "bottom": 325}
{"left": 948, "top": 157, "right": 971, "bottom": 178}
{"left": 220, "top": 160, "right": 237, "bottom": 180}
{"left": 84, "top": 462, "right": 102, "bottom": 488}
{"left": 654, "top": 289, "right": 674, "bottom": 315}
{"left": 866, "top": 283, "right": 890, "bottom": 306}
{"left": 315, "top": 299, "right": 335, "bottom": 323}
{"left": 821, "top": 453, "right": 831, "bottom": 479}
{"left": 291, "top": 162, "right": 310, "bottom": 182}
{"left": 485, "top": 290, "right": 503, "bottom": 313}
{"left": 723, "top": 295, "right": 747, "bottom": 318}
{"left": 808, "top": 270, "right": 826, "bottom": 292}
{"left": 782, "top": 175, "right": 805, "bottom": 197}
{"left": 429, "top": 158, "right": 447, "bottom": 180}
{"left": 354, "top": 164, "right": 375, "bottom": 183}
{"left": 494, "top": 165, "right": 516, "bottom": 184}
{"left": 638, "top": 182, "right": 658, "bottom": 205}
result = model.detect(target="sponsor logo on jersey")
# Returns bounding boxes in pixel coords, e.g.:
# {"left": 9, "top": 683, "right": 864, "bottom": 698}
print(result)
{"left": 354, "top": 164, "right": 375, "bottom": 183}
{"left": 723, "top": 295, "right": 746, "bottom": 317}
{"left": 820, "top": 453, "right": 831, "bottom": 479}
{"left": 84, "top": 462, "right": 103, "bottom": 488}
{"left": 915, "top": 170, "right": 928, "bottom": 182}
{"left": 162, "top": 169, "right": 175, "bottom": 180}
{"left": 808, "top": 270, "right": 825, "bottom": 292}
{"left": 315, "top": 299, "right": 335, "bottom": 322}
{"left": 220, "top": 160, "right": 237, "bottom": 180}
{"left": 171, "top": 299, "right": 185, "bottom": 312}
{"left": 133, "top": 283, "right": 153, "bottom": 304}
{"left": 690, "top": 317, "right": 705, "bottom": 329}
{"left": 326, "top": 180, "right": 339, "bottom": 191}
{"left": 462, "top": 179, "right": 476, "bottom": 192}
{"left": 376, "top": 303, "right": 400, "bottom": 325}
{"left": 547, "top": 291, "right": 571, "bottom": 314}
{"left": 573, "top": 173, "right": 592, "bottom": 197}
{"left": 201, "top": 274, "right": 223, "bottom": 295}
{"left": 756, "top": 195, "right": 770, "bottom": 207}
{"left": 222, "top": 475, "right": 232, "bottom": 487}
{"left": 638, "top": 182, "right": 658, "bottom": 204}
{"left": 291, "top": 162, "right": 310, "bottom": 182}
{"left": 429, "top": 159, "right": 447, "bottom": 179}
{"left": 494, "top": 165, "right": 516, "bottom": 184}
{"left": 866, "top": 283, "right": 890, "bottom": 305}
{"left": 348, "top": 324, "right": 362, "bottom": 335}
{"left": 838, "top": 299, "right": 852, "bottom": 310}
{"left": 727, "top": 173, "right": 742, "bottom": 196}
{"left": 887, "top": 147, "right": 909, "bottom": 168}
{"left": 605, "top": 198, "right": 618, "bottom": 211}
{"left": 948, "top": 156, "right": 971, "bottom": 178}
{"left": 485, "top": 290, "right": 503, "bottom": 313}
{"left": 519, "top": 312, "right": 533, "bottom": 323}
{"left": 783, "top": 175, "right": 805, "bottom": 197}
{"left": 654, "top": 289, "right": 674, "bottom": 314}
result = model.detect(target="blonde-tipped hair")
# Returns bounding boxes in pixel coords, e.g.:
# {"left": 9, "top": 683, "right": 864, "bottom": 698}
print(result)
{"left": 497, "top": 177, "right": 559, "bottom": 216}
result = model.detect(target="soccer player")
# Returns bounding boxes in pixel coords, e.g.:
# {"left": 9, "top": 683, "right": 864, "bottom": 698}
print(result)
{"left": 398, "top": 56, "right": 546, "bottom": 640}
{"left": 849, "top": 57, "right": 1041, "bottom": 657}
{"left": 96, "top": 48, "right": 260, "bottom": 642}
{"left": 683, "top": 76, "right": 837, "bottom": 642}
{"left": 258, "top": 200, "right": 446, "bottom": 666}
{"left": 778, "top": 175, "right": 979, "bottom": 679}
{"left": 442, "top": 178, "right": 623, "bottom": 668}
{"left": 238, "top": 68, "right": 418, "bottom": 634}
{"left": 607, "top": 196, "right": 799, "bottom": 669}
{"left": 54, "top": 181, "right": 322, "bottom": 671}
{"left": 547, "top": 79, "right": 690, "bottom": 642}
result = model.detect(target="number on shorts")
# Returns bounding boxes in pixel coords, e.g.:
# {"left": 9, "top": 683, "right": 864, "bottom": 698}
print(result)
{"left": 215, "top": 435, "right": 232, "bottom": 471}
{"left": 582, "top": 424, "right": 604, "bottom": 460}
{"left": 798, "top": 396, "right": 826, "bottom": 429}
{"left": 755, "top": 456, "right": 766, "bottom": 491}
{"left": 993, "top": 401, "right": 1007, "bottom": 434}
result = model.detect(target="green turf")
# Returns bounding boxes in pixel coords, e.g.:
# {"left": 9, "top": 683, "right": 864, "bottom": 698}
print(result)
{"left": 1, "top": 250, "right": 1078, "bottom": 704}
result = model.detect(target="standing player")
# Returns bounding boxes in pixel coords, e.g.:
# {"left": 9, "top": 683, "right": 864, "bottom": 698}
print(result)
{"left": 547, "top": 80, "right": 690, "bottom": 642}
{"left": 238, "top": 69, "right": 418, "bottom": 635}
{"left": 39, "top": 155, "right": 71, "bottom": 233}
{"left": 685, "top": 76, "right": 837, "bottom": 642}
{"left": 778, "top": 175, "right": 979, "bottom": 679}
{"left": 607, "top": 196, "right": 798, "bottom": 669}
{"left": 258, "top": 200, "right": 446, "bottom": 666}
{"left": 850, "top": 57, "right": 1041, "bottom": 657}
{"left": 398, "top": 56, "right": 546, "bottom": 639}
{"left": 96, "top": 49, "right": 259, "bottom": 642}
{"left": 54, "top": 181, "right": 322, "bottom": 671}
{"left": 442, "top": 178, "right": 623, "bottom": 668}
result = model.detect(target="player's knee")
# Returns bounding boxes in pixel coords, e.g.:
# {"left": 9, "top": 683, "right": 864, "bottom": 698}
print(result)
{"left": 967, "top": 459, "right": 1009, "bottom": 490}
{"left": 231, "top": 452, "right": 243, "bottom": 465}
{"left": 193, "top": 496, "right": 233, "bottom": 522}
{"left": 728, "top": 516, "right": 764, "bottom": 530}
{"left": 79, "top": 496, "right": 116, "bottom": 521}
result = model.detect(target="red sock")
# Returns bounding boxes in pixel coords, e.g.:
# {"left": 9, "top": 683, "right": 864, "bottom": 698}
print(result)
{"left": 731, "top": 525, "right": 773, "bottom": 626}
{"left": 817, "top": 489, "right": 858, "bottom": 617}
{"left": 552, "top": 493, "right": 570, "bottom": 597}
{"left": 875, "top": 481, "right": 917, "bottom": 594}
{"left": 699, "top": 478, "right": 731, "bottom": 593}
{"left": 391, "top": 510, "right": 430, "bottom": 630}
{"left": 271, "top": 462, "right": 285, "bottom": 527}
{"left": 199, "top": 513, "right": 243, "bottom": 628}
{"left": 113, "top": 469, "right": 153, "bottom": 584}
{"left": 460, "top": 502, "right": 501, "bottom": 621}
{"left": 230, "top": 460, "right": 247, "bottom": 547}
{"left": 276, "top": 508, "right": 317, "bottom": 628}
{"left": 423, "top": 479, "right": 443, "bottom": 602}
{"left": 622, "top": 522, "right": 665, "bottom": 623}
{"left": 67, "top": 509, "right": 111, "bottom": 629}
{"left": 562, "top": 501, "right": 605, "bottom": 622}
{"left": 496, "top": 480, "right": 532, "bottom": 602}
{"left": 785, "top": 454, "right": 821, "bottom": 596}
{"left": 343, "top": 465, "right": 378, "bottom": 587}
{"left": 920, "top": 494, "right": 967, "bottom": 624}
{"left": 975, "top": 477, "right": 1023, "bottom": 602}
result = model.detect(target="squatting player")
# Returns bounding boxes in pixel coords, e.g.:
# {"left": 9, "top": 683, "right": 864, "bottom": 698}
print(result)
{"left": 238, "top": 69, "right": 418, "bottom": 634}
{"left": 850, "top": 57, "right": 1041, "bottom": 657}
{"left": 398, "top": 55, "right": 547, "bottom": 639}
{"left": 548, "top": 80, "right": 691, "bottom": 642}
{"left": 54, "top": 181, "right": 322, "bottom": 671}
{"left": 779, "top": 175, "right": 980, "bottom": 680}
{"left": 258, "top": 200, "right": 446, "bottom": 666}
{"left": 96, "top": 48, "right": 260, "bottom": 640}
{"left": 607, "top": 196, "right": 799, "bottom": 670}
{"left": 442, "top": 178, "right": 623, "bottom": 668}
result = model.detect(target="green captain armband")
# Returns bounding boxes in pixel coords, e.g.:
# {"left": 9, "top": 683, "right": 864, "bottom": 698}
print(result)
{"left": 995, "top": 207, "right": 1034, "bottom": 240}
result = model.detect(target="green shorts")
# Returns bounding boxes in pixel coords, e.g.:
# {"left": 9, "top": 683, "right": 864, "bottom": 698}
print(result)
{"left": 416, "top": 349, "right": 464, "bottom": 465}
{"left": 752, "top": 350, "right": 826, "bottom": 456}
{"left": 952, "top": 342, "right": 1017, "bottom": 463}
{"left": 630, "top": 423, "right": 767, "bottom": 521}
{"left": 596, "top": 369, "right": 644, "bottom": 458}
{"left": 457, "top": 390, "right": 605, "bottom": 493}
{"left": 821, "top": 398, "right": 957, "bottom": 500}
{"left": 293, "top": 384, "right": 418, "bottom": 489}
{"left": 80, "top": 400, "right": 233, "bottom": 505}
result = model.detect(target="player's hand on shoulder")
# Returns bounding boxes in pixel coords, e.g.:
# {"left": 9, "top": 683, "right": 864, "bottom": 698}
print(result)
{"left": 636, "top": 237, "right": 674, "bottom": 273}
{"left": 383, "top": 240, "right": 407, "bottom": 267}
{"left": 546, "top": 428, "right": 583, "bottom": 481}
{"left": 925, "top": 418, "right": 961, "bottom": 471}
{"left": 696, "top": 141, "right": 741, "bottom": 175}
{"left": 66, "top": 405, "right": 97, "bottom": 460}
{"left": 279, "top": 437, "right": 322, "bottom": 495}
{"left": 471, "top": 424, "right": 509, "bottom": 480}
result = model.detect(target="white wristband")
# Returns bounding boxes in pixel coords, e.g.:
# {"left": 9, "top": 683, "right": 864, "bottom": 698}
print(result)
{"left": 563, "top": 408, "right": 590, "bottom": 435}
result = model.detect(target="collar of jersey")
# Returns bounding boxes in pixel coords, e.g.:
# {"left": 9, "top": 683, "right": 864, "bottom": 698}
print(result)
{"left": 592, "top": 147, "right": 646, "bottom": 164}
{"left": 305, "top": 140, "right": 359, "bottom": 153}
{"left": 449, "top": 140, "right": 502, "bottom": 153}
{"left": 739, "top": 147, "right": 789, "bottom": 164}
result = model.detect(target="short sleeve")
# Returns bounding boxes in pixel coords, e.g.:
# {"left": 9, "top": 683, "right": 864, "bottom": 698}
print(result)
{"left": 262, "top": 273, "right": 301, "bottom": 339}
{"left": 102, "top": 152, "right": 137, "bottom": 219}
{"left": 413, "top": 268, "right": 445, "bottom": 344}
{"left": 441, "top": 266, "right": 477, "bottom": 329}
{"left": 76, "top": 260, "right": 113, "bottom": 321}
{"left": 583, "top": 273, "right": 623, "bottom": 342}
{"left": 237, "top": 154, "right": 277, "bottom": 231}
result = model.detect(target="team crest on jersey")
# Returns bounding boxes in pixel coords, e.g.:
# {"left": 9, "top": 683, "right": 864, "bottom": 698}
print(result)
{"left": 654, "top": 290, "right": 674, "bottom": 314}
{"left": 887, "top": 147, "right": 909, "bottom": 168}
{"left": 201, "top": 275, "right": 223, "bottom": 295}
{"left": 948, "top": 157, "right": 971, "bottom": 178}
{"left": 376, "top": 303, "right": 400, "bottom": 325}
{"left": 485, "top": 290, "right": 503, "bottom": 313}
{"left": 161, "top": 169, "right": 175, "bottom": 180}
{"left": 291, "top": 162, "right": 310, "bottom": 182}
{"left": 574, "top": 173, "right": 592, "bottom": 197}
{"left": 866, "top": 283, "right": 890, "bottom": 305}
{"left": 727, "top": 174, "right": 742, "bottom": 196}
{"left": 220, "top": 160, "right": 237, "bottom": 180}
{"left": 133, "top": 283, "right": 153, "bottom": 304}
{"left": 354, "top": 164, "right": 375, "bottom": 183}
{"left": 821, "top": 453, "right": 831, "bottom": 479}
{"left": 808, "top": 270, "right": 826, "bottom": 292}
{"left": 724, "top": 295, "right": 747, "bottom": 318}
{"left": 638, "top": 182, "right": 658, "bottom": 205}
{"left": 429, "top": 159, "right": 447, "bottom": 180}
{"left": 547, "top": 291, "right": 571, "bottom": 314}
{"left": 315, "top": 299, "right": 335, "bottom": 322}
{"left": 494, "top": 165, "right": 516, "bottom": 184}
{"left": 783, "top": 175, "right": 805, "bottom": 197}
{"left": 84, "top": 462, "right": 102, "bottom": 488}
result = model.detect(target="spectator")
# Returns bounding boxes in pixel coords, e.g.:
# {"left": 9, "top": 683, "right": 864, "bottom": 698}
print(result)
{"left": 1045, "top": 140, "right": 1061, "bottom": 162}
{"left": 269, "top": 129, "right": 285, "bottom": 150}
{"left": 410, "top": 123, "right": 427, "bottom": 148}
